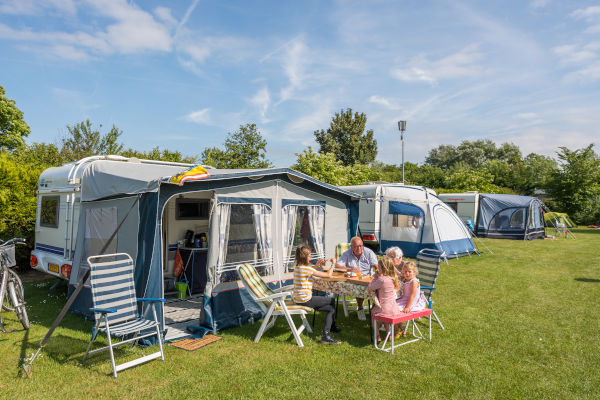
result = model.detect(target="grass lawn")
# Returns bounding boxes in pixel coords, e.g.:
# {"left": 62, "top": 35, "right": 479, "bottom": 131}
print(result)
{"left": 1, "top": 229, "right": 599, "bottom": 399}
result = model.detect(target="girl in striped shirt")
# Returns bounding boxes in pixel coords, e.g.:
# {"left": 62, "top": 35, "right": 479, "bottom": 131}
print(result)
{"left": 292, "top": 245, "right": 341, "bottom": 345}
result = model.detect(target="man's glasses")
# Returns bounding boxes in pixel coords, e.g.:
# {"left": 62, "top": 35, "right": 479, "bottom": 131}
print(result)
{"left": 351, "top": 244, "right": 363, "bottom": 248}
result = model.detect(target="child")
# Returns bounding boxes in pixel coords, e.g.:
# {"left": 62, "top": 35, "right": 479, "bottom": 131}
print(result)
{"left": 367, "top": 257, "right": 401, "bottom": 341}
{"left": 396, "top": 261, "right": 427, "bottom": 336}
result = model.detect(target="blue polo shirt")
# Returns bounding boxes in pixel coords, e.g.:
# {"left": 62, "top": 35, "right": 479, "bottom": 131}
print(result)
{"left": 337, "top": 247, "right": 378, "bottom": 276}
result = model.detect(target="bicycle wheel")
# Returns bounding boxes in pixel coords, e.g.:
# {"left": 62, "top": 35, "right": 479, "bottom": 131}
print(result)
{"left": 8, "top": 279, "right": 29, "bottom": 329}
{"left": 2, "top": 269, "right": 23, "bottom": 311}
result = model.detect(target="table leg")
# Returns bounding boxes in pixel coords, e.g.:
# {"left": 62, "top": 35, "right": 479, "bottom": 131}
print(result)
{"left": 368, "top": 298, "right": 372, "bottom": 343}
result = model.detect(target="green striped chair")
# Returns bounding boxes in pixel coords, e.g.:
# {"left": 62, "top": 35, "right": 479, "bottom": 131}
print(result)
{"left": 237, "top": 263, "right": 313, "bottom": 347}
{"left": 335, "top": 243, "right": 359, "bottom": 318}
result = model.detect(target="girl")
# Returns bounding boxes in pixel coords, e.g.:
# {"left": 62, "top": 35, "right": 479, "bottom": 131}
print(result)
{"left": 396, "top": 261, "right": 427, "bottom": 335}
{"left": 292, "top": 245, "right": 341, "bottom": 345}
{"left": 367, "top": 257, "right": 401, "bottom": 341}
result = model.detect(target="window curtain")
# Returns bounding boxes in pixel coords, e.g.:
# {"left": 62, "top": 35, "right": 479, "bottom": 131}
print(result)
{"left": 281, "top": 205, "right": 298, "bottom": 270}
{"left": 216, "top": 203, "right": 231, "bottom": 283}
{"left": 307, "top": 206, "right": 325, "bottom": 258}
{"left": 252, "top": 204, "right": 273, "bottom": 274}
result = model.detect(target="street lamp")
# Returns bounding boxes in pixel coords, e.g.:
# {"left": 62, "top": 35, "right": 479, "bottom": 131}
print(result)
{"left": 398, "top": 120, "right": 407, "bottom": 184}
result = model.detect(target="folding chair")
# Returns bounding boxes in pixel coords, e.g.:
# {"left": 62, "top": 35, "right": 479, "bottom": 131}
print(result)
{"left": 334, "top": 243, "right": 360, "bottom": 318}
{"left": 82, "top": 253, "right": 165, "bottom": 378}
{"left": 237, "top": 263, "right": 313, "bottom": 347}
{"left": 416, "top": 248, "right": 447, "bottom": 330}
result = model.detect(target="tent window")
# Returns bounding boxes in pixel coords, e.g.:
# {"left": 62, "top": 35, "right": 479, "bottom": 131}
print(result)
{"left": 40, "top": 196, "right": 60, "bottom": 228}
{"left": 219, "top": 204, "right": 272, "bottom": 282}
{"left": 282, "top": 206, "right": 325, "bottom": 271}
{"left": 225, "top": 205, "right": 258, "bottom": 264}
{"left": 392, "top": 214, "right": 422, "bottom": 229}
{"left": 490, "top": 208, "right": 524, "bottom": 230}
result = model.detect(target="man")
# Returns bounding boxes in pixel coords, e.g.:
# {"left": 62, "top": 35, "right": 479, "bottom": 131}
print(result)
{"left": 335, "top": 236, "right": 378, "bottom": 320}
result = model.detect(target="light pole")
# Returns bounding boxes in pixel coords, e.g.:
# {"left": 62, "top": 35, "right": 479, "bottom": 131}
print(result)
{"left": 398, "top": 120, "right": 407, "bottom": 184}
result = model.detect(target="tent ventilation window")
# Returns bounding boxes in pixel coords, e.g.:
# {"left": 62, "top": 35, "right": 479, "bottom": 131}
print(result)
{"left": 282, "top": 205, "right": 326, "bottom": 272}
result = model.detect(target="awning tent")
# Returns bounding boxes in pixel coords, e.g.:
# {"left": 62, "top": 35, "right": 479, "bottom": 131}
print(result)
{"left": 476, "top": 193, "right": 545, "bottom": 240}
{"left": 67, "top": 160, "right": 359, "bottom": 334}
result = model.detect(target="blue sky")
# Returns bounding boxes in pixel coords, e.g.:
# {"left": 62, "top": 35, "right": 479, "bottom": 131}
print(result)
{"left": 1, "top": 0, "right": 599, "bottom": 167}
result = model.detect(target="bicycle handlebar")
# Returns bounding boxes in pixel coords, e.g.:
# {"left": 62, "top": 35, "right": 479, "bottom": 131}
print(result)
{"left": 0, "top": 238, "right": 26, "bottom": 246}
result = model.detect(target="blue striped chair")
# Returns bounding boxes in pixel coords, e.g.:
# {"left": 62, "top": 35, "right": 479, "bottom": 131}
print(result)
{"left": 82, "top": 253, "right": 165, "bottom": 378}
{"left": 416, "top": 248, "right": 447, "bottom": 332}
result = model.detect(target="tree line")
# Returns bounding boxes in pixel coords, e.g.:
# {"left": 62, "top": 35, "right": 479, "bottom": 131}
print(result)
{"left": 1, "top": 85, "right": 599, "bottom": 260}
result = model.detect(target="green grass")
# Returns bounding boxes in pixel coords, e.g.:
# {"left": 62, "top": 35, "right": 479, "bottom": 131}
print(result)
{"left": 2, "top": 229, "right": 600, "bottom": 399}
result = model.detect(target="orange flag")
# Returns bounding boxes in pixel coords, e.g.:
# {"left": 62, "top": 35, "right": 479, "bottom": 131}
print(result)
{"left": 174, "top": 249, "right": 184, "bottom": 277}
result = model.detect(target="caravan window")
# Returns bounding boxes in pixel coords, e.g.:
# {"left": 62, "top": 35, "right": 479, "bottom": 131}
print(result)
{"left": 392, "top": 214, "right": 422, "bottom": 229}
{"left": 40, "top": 196, "right": 60, "bottom": 228}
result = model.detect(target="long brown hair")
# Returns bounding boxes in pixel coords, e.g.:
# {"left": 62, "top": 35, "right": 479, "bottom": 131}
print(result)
{"left": 294, "top": 245, "right": 311, "bottom": 266}
{"left": 379, "top": 257, "right": 400, "bottom": 290}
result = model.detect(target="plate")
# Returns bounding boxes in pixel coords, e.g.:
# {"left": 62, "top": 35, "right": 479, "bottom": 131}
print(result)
{"left": 48, "top": 263, "right": 59, "bottom": 273}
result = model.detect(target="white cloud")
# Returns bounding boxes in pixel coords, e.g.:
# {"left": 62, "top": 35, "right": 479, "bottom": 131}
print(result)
{"left": 530, "top": 0, "right": 550, "bottom": 9}
{"left": 390, "top": 44, "right": 484, "bottom": 85}
{"left": 516, "top": 112, "right": 538, "bottom": 120}
{"left": 570, "top": 6, "right": 600, "bottom": 21}
{"left": 368, "top": 95, "right": 403, "bottom": 111}
{"left": 250, "top": 87, "right": 271, "bottom": 123}
{"left": 185, "top": 108, "right": 211, "bottom": 124}
{"left": 0, "top": 0, "right": 76, "bottom": 15}
{"left": 279, "top": 38, "right": 308, "bottom": 103}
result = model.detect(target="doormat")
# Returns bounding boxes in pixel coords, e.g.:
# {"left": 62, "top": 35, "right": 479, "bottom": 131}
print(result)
{"left": 170, "top": 335, "right": 223, "bottom": 351}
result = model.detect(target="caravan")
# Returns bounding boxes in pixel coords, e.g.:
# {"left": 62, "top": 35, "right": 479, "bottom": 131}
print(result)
{"left": 32, "top": 156, "right": 359, "bottom": 338}
{"left": 340, "top": 184, "right": 475, "bottom": 258}
{"left": 437, "top": 192, "right": 479, "bottom": 227}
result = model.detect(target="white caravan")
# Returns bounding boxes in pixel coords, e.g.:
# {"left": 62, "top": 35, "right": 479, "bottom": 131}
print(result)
{"left": 30, "top": 156, "right": 194, "bottom": 280}
{"left": 437, "top": 192, "right": 479, "bottom": 227}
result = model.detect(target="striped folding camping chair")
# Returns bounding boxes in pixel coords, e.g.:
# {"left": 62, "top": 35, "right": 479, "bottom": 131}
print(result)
{"left": 82, "top": 253, "right": 165, "bottom": 378}
{"left": 334, "top": 243, "right": 361, "bottom": 318}
{"left": 237, "top": 263, "right": 313, "bottom": 347}
{"left": 416, "top": 248, "right": 447, "bottom": 331}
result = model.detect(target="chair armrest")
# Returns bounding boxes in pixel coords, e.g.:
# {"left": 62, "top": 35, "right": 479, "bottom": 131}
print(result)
{"left": 90, "top": 307, "right": 117, "bottom": 314}
{"left": 421, "top": 286, "right": 435, "bottom": 291}
{"left": 137, "top": 298, "right": 166, "bottom": 303}
{"left": 257, "top": 291, "right": 291, "bottom": 302}
{"left": 272, "top": 285, "right": 293, "bottom": 293}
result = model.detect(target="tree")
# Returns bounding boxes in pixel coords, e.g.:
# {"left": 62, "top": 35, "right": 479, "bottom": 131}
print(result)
{"left": 546, "top": 144, "right": 600, "bottom": 224}
{"left": 200, "top": 123, "right": 272, "bottom": 169}
{"left": 444, "top": 163, "right": 502, "bottom": 193}
{"left": 60, "top": 119, "right": 124, "bottom": 161}
{"left": 513, "top": 153, "right": 557, "bottom": 195}
{"left": 314, "top": 108, "right": 377, "bottom": 166}
{"left": 293, "top": 147, "right": 379, "bottom": 185}
{"left": 122, "top": 147, "right": 197, "bottom": 164}
{"left": 425, "top": 140, "right": 521, "bottom": 171}
{"left": 0, "top": 85, "right": 30, "bottom": 150}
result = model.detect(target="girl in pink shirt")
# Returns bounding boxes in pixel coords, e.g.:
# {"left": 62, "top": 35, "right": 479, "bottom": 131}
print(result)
{"left": 367, "top": 257, "right": 402, "bottom": 340}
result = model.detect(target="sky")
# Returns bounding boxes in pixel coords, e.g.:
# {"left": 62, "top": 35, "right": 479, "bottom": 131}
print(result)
{"left": 1, "top": 0, "right": 599, "bottom": 167}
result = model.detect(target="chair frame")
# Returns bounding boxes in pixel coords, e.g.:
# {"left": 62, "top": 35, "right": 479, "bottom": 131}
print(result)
{"left": 82, "top": 253, "right": 165, "bottom": 378}
{"left": 373, "top": 309, "right": 433, "bottom": 353}
{"left": 416, "top": 248, "right": 447, "bottom": 330}
{"left": 237, "top": 263, "right": 313, "bottom": 347}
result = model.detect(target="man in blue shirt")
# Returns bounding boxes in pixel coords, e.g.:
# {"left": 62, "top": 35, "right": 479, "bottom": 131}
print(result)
{"left": 335, "top": 236, "right": 378, "bottom": 320}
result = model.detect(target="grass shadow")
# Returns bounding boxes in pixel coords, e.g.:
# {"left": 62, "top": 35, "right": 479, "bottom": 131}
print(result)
{"left": 574, "top": 278, "right": 600, "bottom": 283}
{"left": 16, "top": 327, "right": 30, "bottom": 378}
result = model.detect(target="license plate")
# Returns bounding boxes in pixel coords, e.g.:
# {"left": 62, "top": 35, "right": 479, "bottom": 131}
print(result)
{"left": 48, "top": 263, "right": 59, "bottom": 273}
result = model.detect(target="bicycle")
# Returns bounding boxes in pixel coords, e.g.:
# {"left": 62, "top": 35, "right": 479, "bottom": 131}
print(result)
{"left": 0, "top": 238, "right": 30, "bottom": 331}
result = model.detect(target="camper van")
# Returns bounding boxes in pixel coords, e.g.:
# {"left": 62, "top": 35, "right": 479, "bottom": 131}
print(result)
{"left": 341, "top": 184, "right": 475, "bottom": 258}
{"left": 437, "top": 191, "right": 479, "bottom": 227}
{"left": 30, "top": 156, "right": 194, "bottom": 281}
{"left": 32, "top": 156, "right": 359, "bottom": 339}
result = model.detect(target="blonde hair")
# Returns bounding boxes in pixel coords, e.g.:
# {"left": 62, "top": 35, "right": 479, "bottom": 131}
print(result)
{"left": 378, "top": 257, "right": 400, "bottom": 290}
{"left": 294, "top": 245, "right": 312, "bottom": 266}
{"left": 402, "top": 261, "right": 418, "bottom": 275}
